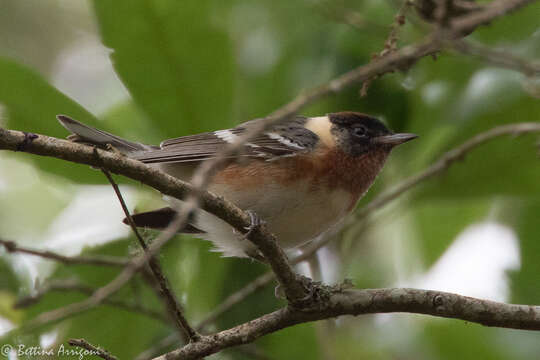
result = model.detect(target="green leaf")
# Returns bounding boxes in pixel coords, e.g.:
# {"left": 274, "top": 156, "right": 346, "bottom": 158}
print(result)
{"left": 92, "top": 0, "right": 235, "bottom": 135}
{"left": 0, "top": 57, "right": 107, "bottom": 183}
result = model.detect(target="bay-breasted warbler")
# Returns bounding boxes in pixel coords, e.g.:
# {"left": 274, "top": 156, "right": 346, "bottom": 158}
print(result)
{"left": 58, "top": 112, "right": 417, "bottom": 258}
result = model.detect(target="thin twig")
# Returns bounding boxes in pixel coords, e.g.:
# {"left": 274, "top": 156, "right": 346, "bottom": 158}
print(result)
{"left": 0, "top": 238, "right": 128, "bottom": 267}
{"left": 14, "top": 279, "right": 169, "bottom": 324}
{"left": 360, "top": 0, "right": 412, "bottom": 96}
{"left": 452, "top": 39, "right": 540, "bottom": 77}
{"left": 68, "top": 338, "right": 117, "bottom": 360}
{"left": 449, "top": 0, "right": 536, "bottom": 36}
{"left": 101, "top": 169, "right": 199, "bottom": 342}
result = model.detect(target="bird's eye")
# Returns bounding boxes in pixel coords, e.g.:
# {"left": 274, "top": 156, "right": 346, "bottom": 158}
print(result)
{"left": 352, "top": 126, "right": 367, "bottom": 138}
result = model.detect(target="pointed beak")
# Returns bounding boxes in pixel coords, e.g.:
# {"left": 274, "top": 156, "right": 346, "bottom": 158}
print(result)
{"left": 373, "top": 133, "right": 418, "bottom": 146}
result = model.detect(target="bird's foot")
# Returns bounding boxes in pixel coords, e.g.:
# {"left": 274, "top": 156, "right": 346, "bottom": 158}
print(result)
{"left": 276, "top": 277, "right": 356, "bottom": 308}
{"left": 243, "top": 210, "right": 264, "bottom": 239}
{"left": 233, "top": 210, "right": 267, "bottom": 262}
{"left": 274, "top": 275, "right": 322, "bottom": 306}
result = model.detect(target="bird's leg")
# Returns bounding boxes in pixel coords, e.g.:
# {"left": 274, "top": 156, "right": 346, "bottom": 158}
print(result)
{"left": 244, "top": 209, "right": 263, "bottom": 238}
{"left": 242, "top": 210, "right": 268, "bottom": 263}
{"left": 273, "top": 275, "right": 321, "bottom": 305}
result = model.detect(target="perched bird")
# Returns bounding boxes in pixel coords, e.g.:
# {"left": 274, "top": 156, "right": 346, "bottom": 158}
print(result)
{"left": 57, "top": 112, "right": 416, "bottom": 258}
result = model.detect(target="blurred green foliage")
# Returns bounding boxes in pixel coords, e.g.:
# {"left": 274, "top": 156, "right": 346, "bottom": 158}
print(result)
{"left": 0, "top": 0, "right": 539, "bottom": 359}
{"left": 510, "top": 201, "right": 540, "bottom": 305}
{"left": 93, "top": 0, "right": 236, "bottom": 135}
{"left": 0, "top": 58, "right": 104, "bottom": 182}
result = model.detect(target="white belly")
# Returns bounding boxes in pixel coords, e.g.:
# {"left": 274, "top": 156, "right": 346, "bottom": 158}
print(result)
{"left": 158, "top": 162, "right": 353, "bottom": 257}
{"left": 196, "top": 181, "right": 352, "bottom": 257}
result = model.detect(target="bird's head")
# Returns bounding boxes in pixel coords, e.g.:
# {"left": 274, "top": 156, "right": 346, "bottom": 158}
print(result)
{"left": 328, "top": 112, "right": 417, "bottom": 157}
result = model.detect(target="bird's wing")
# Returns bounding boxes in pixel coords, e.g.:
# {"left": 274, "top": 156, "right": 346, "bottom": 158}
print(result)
{"left": 133, "top": 117, "right": 320, "bottom": 164}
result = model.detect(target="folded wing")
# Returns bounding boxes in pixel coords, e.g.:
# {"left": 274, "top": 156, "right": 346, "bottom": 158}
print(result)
{"left": 133, "top": 117, "right": 319, "bottom": 164}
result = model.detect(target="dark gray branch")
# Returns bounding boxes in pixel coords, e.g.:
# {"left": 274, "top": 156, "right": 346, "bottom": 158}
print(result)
{"left": 155, "top": 288, "right": 540, "bottom": 360}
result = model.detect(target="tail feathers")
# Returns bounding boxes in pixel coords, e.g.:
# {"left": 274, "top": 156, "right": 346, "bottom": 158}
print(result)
{"left": 123, "top": 207, "right": 205, "bottom": 234}
{"left": 57, "top": 115, "right": 150, "bottom": 154}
